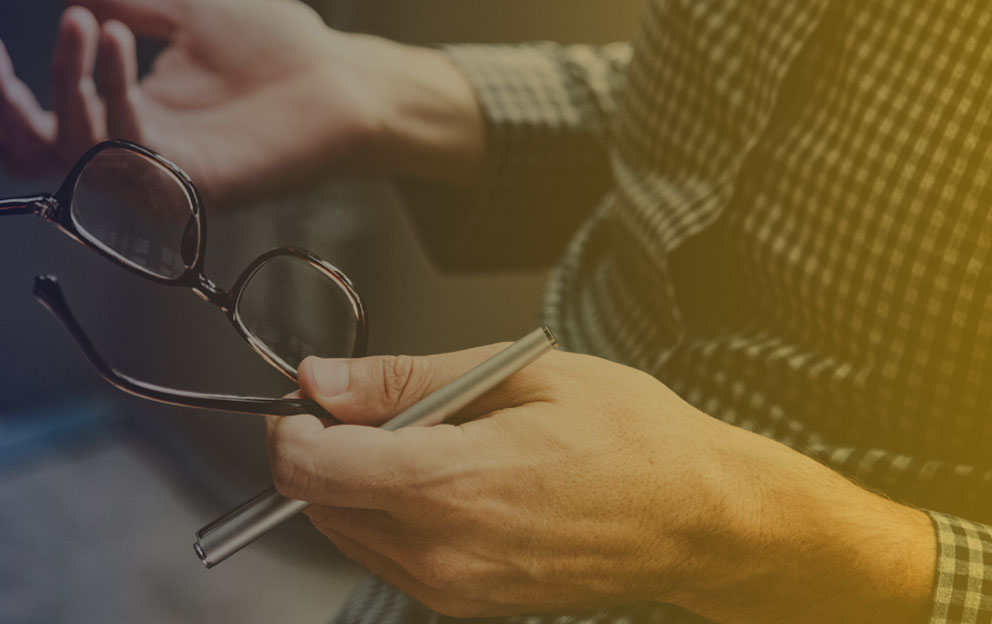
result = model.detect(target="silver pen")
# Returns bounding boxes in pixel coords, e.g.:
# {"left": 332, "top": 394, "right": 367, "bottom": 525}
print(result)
{"left": 193, "top": 326, "right": 558, "bottom": 568}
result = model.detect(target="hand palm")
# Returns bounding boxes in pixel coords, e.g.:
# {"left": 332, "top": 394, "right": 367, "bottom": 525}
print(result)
{"left": 0, "top": 0, "right": 373, "bottom": 204}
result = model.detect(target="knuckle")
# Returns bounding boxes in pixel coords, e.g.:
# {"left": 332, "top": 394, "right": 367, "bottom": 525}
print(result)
{"left": 270, "top": 457, "right": 299, "bottom": 498}
{"left": 271, "top": 456, "right": 308, "bottom": 499}
{"left": 268, "top": 438, "right": 312, "bottom": 499}
{"left": 378, "top": 355, "right": 430, "bottom": 409}
{"left": 410, "top": 549, "right": 457, "bottom": 591}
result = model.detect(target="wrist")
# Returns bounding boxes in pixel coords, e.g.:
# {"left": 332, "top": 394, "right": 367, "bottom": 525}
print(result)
{"left": 337, "top": 33, "right": 485, "bottom": 187}
{"left": 669, "top": 426, "right": 935, "bottom": 624}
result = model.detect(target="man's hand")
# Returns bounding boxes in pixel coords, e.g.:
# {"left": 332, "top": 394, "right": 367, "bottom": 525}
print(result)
{"left": 0, "top": 0, "right": 484, "bottom": 204}
{"left": 266, "top": 345, "right": 936, "bottom": 623}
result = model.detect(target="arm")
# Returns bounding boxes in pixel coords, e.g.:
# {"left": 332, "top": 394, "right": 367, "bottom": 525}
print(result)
{"left": 0, "top": 0, "right": 484, "bottom": 203}
{"left": 0, "top": 2, "right": 628, "bottom": 267}
{"left": 0, "top": 1, "right": 621, "bottom": 211}
{"left": 264, "top": 347, "right": 943, "bottom": 623}
{"left": 403, "top": 42, "right": 632, "bottom": 271}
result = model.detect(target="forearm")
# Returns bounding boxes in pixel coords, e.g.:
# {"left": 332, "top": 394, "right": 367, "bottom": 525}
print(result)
{"left": 341, "top": 33, "right": 485, "bottom": 188}
{"left": 671, "top": 423, "right": 936, "bottom": 624}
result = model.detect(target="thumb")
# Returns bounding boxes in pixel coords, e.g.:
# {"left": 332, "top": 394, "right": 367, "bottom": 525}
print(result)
{"left": 297, "top": 344, "right": 511, "bottom": 426}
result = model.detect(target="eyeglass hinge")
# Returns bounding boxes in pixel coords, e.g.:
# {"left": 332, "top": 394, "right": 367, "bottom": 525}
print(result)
{"left": 35, "top": 196, "right": 58, "bottom": 219}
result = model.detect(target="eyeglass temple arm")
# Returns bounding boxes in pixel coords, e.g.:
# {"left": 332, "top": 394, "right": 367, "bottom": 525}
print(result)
{"left": 0, "top": 195, "right": 55, "bottom": 216}
{"left": 33, "top": 275, "right": 340, "bottom": 421}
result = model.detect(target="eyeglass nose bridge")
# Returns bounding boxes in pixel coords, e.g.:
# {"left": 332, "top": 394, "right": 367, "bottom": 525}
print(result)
{"left": 191, "top": 274, "right": 233, "bottom": 312}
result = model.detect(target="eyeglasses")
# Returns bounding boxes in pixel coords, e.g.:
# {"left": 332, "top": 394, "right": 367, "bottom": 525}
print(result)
{"left": 2, "top": 140, "right": 367, "bottom": 420}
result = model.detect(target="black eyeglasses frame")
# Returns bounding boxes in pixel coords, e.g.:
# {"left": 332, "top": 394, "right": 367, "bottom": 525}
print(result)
{"left": 2, "top": 139, "right": 368, "bottom": 421}
{"left": 0, "top": 140, "right": 207, "bottom": 286}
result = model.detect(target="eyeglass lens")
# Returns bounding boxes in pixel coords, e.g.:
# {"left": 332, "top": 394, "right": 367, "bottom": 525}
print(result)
{"left": 70, "top": 147, "right": 198, "bottom": 280}
{"left": 237, "top": 254, "right": 360, "bottom": 375}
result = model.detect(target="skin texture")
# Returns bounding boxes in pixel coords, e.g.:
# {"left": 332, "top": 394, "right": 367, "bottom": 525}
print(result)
{"left": 267, "top": 347, "right": 936, "bottom": 623}
{"left": 0, "top": 0, "right": 483, "bottom": 204}
{"left": 1, "top": 2, "right": 937, "bottom": 621}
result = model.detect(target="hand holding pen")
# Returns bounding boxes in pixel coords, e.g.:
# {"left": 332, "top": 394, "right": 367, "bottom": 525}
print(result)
{"left": 195, "top": 327, "right": 557, "bottom": 566}
{"left": 199, "top": 324, "right": 926, "bottom": 623}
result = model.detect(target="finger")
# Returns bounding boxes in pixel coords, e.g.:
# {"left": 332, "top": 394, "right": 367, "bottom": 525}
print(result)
{"left": 266, "top": 389, "right": 315, "bottom": 442}
{"left": 268, "top": 403, "right": 534, "bottom": 510}
{"left": 0, "top": 40, "right": 57, "bottom": 175}
{"left": 297, "top": 342, "right": 550, "bottom": 426}
{"left": 269, "top": 417, "right": 419, "bottom": 507}
{"left": 276, "top": 340, "right": 561, "bottom": 506}
{"left": 265, "top": 391, "right": 466, "bottom": 508}
{"left": 264, "top": 410, "right": 324, "bottom": 486}
{"left": 265, "top": 410, "right": 474, "bottom": 509}
{"left": 52, "top": 6, "right": 107, "bottom": 162}
{"left": 97, "top": 20, "right": 142, "bottom": 141}
{"left": 70, "top": 0, "right": 188, "bottom": 39}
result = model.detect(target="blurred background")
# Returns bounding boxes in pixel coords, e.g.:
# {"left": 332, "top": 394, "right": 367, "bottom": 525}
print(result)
{"left": 0, "top": 1, "right": 640, "bottom": 622}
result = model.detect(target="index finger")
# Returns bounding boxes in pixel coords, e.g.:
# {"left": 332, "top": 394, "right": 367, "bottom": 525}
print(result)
{"left": 280, "top": 400, "right": 557, "bottom": 509}
{"left": 267, "top": 419, "right": 409, "bottom": 508}
{"left": 70, "top": 0, "right": 189, "bottom": 39}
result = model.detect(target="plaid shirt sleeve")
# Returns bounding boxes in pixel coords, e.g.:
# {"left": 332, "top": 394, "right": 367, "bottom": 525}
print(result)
{"left": 927, "top": 511, "right": 992, "bottom": 624}
{"left": 402, "top": 42, "right": 630, "bottom": 272}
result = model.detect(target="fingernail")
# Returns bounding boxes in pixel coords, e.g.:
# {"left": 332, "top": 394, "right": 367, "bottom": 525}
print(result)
{"left": 308, "top": 358, "right": 349, "bottom": 397}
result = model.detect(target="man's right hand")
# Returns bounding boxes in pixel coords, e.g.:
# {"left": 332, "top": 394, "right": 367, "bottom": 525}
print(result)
{"left": 0, "top": 0, "right": 484, "bottom": 205}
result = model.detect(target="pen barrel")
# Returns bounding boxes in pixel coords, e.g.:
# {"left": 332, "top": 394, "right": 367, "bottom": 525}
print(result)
{"left": 193, "top": 326, "right": 557, "bottom": 568}
{"left": 382, "top": 326, "right": 557, "bottom": 431}
{"left": 194, "top": 489, "right": 307, "bottom": 568}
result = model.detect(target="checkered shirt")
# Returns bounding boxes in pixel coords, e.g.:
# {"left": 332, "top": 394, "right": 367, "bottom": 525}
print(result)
{"left": 350, "top": 1, "right": 992, "bottom": 622}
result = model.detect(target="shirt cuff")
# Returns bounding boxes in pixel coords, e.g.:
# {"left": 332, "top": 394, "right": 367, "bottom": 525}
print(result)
{"left": 927, "top": 510, "right": 992, "bottom": 623}
{"left": 400, "top": 44, "right": 617, "bottom": 273}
